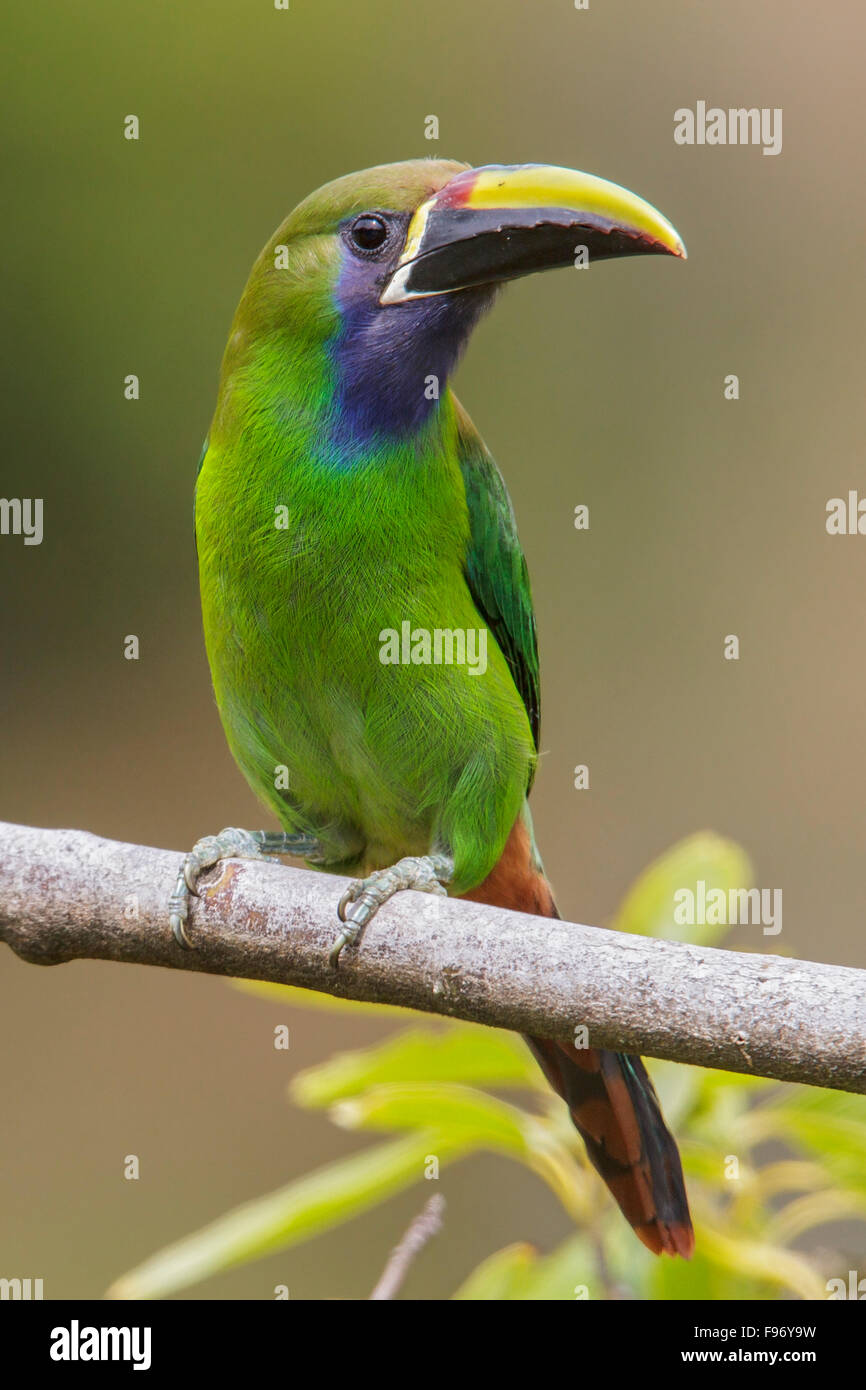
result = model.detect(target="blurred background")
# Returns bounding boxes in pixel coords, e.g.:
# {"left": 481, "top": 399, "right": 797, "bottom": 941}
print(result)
{"left": 2, "top": 0, "right": 864, "bottom": 1298}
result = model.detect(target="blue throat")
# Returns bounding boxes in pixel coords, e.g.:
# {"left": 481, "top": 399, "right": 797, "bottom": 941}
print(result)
{"left": 327, "top": 251, "right": 492, "bottom": 457}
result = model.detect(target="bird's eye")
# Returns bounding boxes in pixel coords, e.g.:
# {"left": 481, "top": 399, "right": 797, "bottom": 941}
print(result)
{"left": 349, "top": 213, "right": 389, "bottom": 253}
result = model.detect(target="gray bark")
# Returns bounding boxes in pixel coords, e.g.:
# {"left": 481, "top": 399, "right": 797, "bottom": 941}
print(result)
{"left": 0, "top": 820, "right": 863, "bottom": 1093}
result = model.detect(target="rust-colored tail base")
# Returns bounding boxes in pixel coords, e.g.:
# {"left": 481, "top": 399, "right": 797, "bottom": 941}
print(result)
{"left": 464, "top": 815, "right": 694, "bottom": 1258}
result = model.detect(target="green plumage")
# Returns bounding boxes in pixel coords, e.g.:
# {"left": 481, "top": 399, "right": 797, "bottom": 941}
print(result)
{"left": 188, "top": 157, "right": 694, "bottom": 1258}
{"left": 195, "top": 161, "right": 537, "bottom": 894}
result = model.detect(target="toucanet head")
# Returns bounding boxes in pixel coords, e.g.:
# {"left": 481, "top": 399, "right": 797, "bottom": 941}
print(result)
{"left": 229, "top": 159, "right": 685, "bottom": 444}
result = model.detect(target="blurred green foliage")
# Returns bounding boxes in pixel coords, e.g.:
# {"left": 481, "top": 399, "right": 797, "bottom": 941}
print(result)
{"left": 108, "top": 834, "right": 866, "bottom": 1301}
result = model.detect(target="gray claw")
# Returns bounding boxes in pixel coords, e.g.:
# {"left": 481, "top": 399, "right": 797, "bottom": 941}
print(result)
{"left": 337, "top": 884, "right": 360, "bottom": 922}
{"left": 171, "top": 911, "right": 193, "bottom": 949}
{"left": 329, "top": 925, "right": 359, "bottom": 968}
{"left": 171, "top": 826, "right": 330, "bottom": 954}
{"left": 328, "top": 853, "right": 454, "bottom": 968}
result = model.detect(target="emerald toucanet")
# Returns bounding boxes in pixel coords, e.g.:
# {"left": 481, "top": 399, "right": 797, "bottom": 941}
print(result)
{"left": 171, "top": 159, "right": 693, "bottom": 1258}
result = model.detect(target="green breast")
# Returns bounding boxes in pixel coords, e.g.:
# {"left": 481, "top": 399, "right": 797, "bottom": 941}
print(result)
{"left": 195, "top": 389, "right": 534, "bottom": 890}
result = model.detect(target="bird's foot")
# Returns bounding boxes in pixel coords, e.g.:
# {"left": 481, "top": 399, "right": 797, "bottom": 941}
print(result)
{"left": 169, "top": 828, "right": 323, "bottom": 948}
{"left": 330, "top": 853, "right": 454, "bottom": 967}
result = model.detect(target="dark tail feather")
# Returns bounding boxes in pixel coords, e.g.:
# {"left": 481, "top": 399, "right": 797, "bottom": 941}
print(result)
{"left": 462, "top": 813, "right": 693, "bottom": 1257}
{"left": 525, "top": 1036, "right": 694, "bottom": 1258}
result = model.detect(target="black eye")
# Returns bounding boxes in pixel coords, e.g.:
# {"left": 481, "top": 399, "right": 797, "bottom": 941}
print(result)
{"left": 349, "top": 213, "right": 389, "bottom": 253}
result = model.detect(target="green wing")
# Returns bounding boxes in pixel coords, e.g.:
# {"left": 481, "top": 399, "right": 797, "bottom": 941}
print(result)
{"left": 454, "top": 397, "right": 540, "bottom": 758}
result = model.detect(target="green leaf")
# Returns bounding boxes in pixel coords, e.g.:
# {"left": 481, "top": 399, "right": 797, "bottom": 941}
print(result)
{"left": 770, "top": 1188, "right": 866, "bottom": 1242}
{"left": 291, "top": 1027, "right": 536, "bottom": 1108}
{"left": 327, "top": 1082, "right": 590, "bottom": 1223}
{"left": 107, "top": 1131, "right": 468, "bottom": 1301}
{"left": 452, "top": 1243, "right": 539, "bottom": 1300}
{"left": 232, "top": 978, "right": 416, "bottom": 1018}
{"left": 754, "top": 1089, "right": 866, "bottom": 1196}
{"left": 329, "top": 1083, "right": 536, "bottom": 1154}
{"left": 513, "top": 1232, "right": 599, "bottom": 1300}
{"left": 454, "top": 1233, "right": 598, "bottom": 1300}
{"left": 614, "top": 832, "right": 753, "bottom": 946}
{"left": 651, "top": 1245, "right": 768, "bottom": 1302}
{"left": 693, "top": 1223, "right": 827, "bottom": 1301}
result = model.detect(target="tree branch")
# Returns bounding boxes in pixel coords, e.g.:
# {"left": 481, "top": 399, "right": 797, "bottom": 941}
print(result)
{"left": 0, "top": 821, "right": 863, "bottom": 1094}
{"left": 368, "top": 1194, "right": 446, "bottom": 1300}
